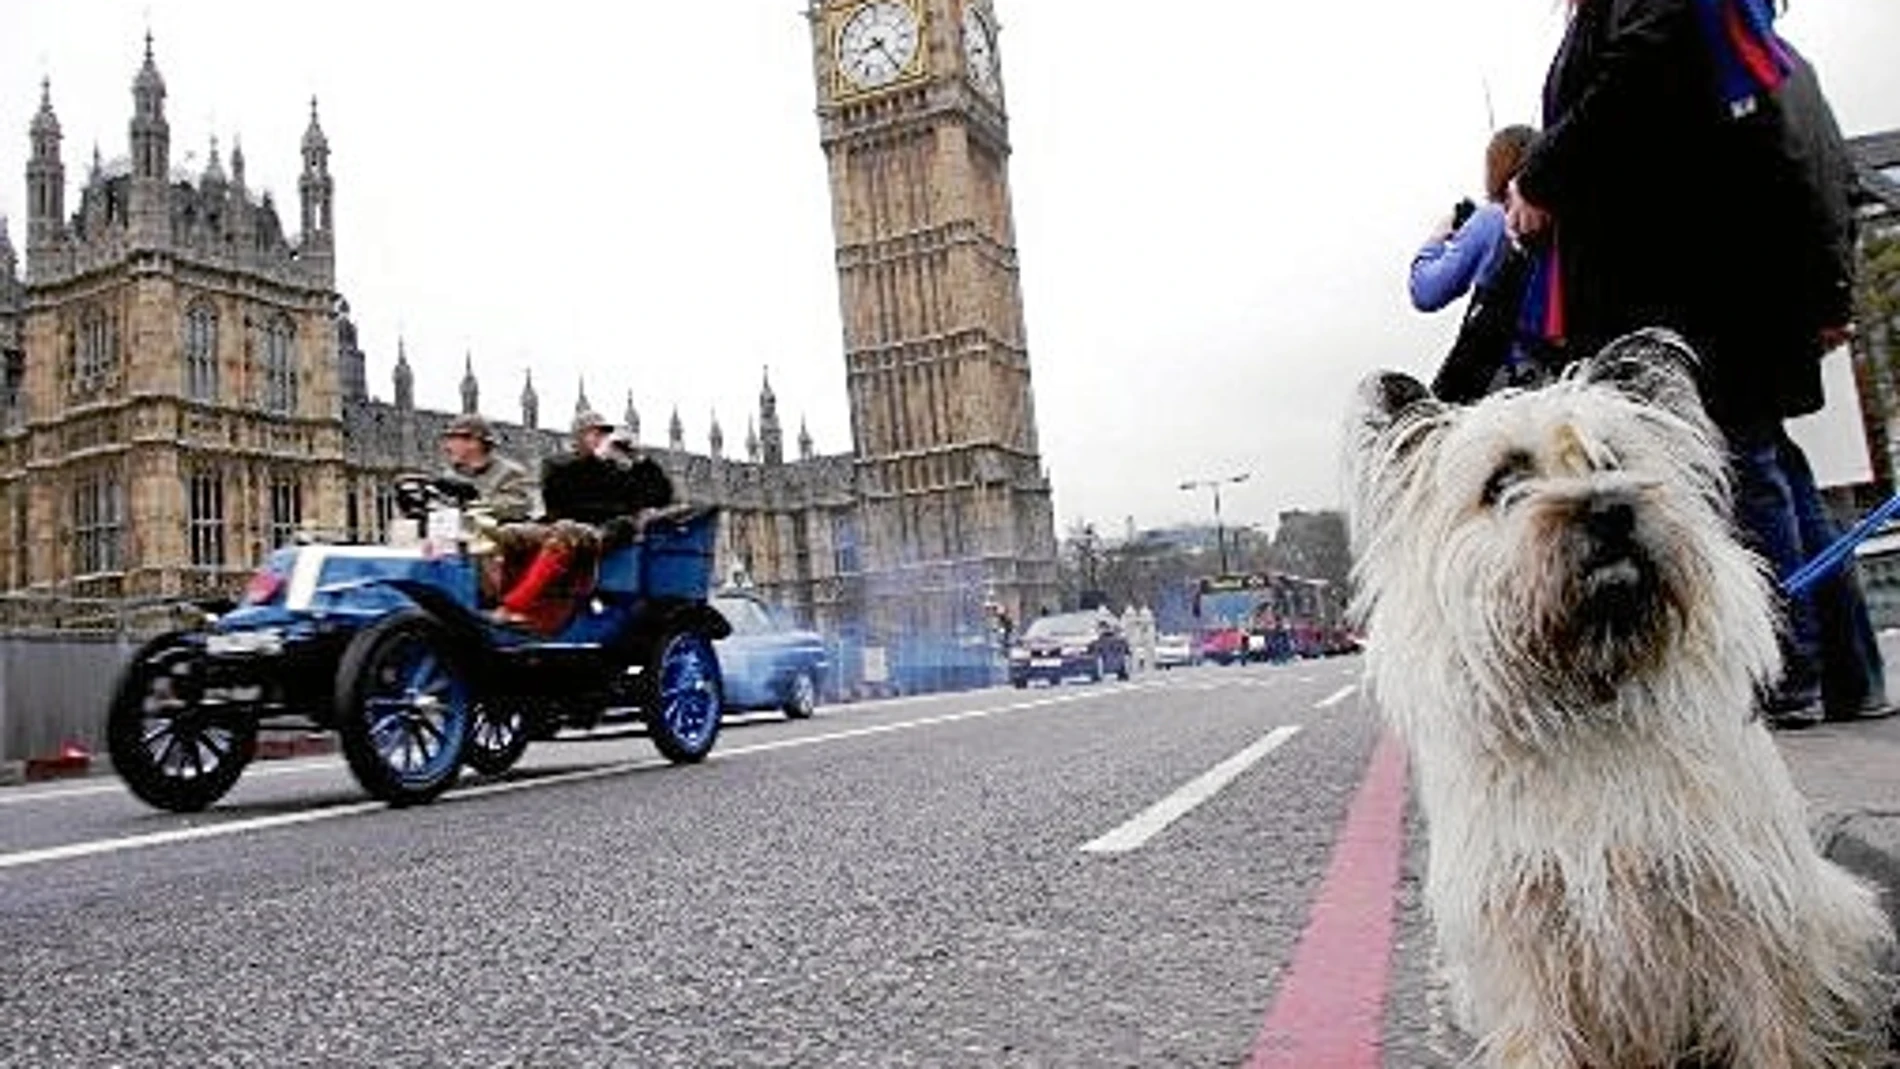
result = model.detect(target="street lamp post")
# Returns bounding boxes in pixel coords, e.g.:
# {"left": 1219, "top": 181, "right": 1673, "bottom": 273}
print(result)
{"left": 1180, "top": 473, "right": 1251, "bottom": 575}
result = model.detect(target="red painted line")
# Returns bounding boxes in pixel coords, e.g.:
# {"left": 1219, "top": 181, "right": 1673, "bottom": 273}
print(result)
{"left": 1247, "top": 732, "right": 1410, "bottom": 1068}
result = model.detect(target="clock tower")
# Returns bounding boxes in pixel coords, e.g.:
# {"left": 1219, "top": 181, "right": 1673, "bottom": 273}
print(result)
{"left": 807, "top": 0, "right": 1058, "bottom": 677}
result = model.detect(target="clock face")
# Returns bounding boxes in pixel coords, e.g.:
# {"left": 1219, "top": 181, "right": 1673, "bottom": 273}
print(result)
{"left": 962, "top": 6, "right": 1000, "bottom": 99}
{"left": 836, "top": 1, "right": 923, "bottom": 92}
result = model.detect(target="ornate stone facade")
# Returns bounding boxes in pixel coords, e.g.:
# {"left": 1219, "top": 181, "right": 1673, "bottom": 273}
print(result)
{"left": 2, "top": 39, "right": 343, "bottom": 606}
{"left": 805, "top": 0, "right": 1061, "bottom": 666}
{"left": 2, "top": 18, "right": 1059, "bottom": 693}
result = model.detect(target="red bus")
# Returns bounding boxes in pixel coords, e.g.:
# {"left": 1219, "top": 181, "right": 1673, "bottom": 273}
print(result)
{"left": 1191, "top": 573, "right": 1354, "bottom": 663}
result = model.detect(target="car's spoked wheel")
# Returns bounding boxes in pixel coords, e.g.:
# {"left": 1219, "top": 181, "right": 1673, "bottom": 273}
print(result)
{"left": 108, "top": 633, "right": 256, "bottom": 812}
{"left": 336, "top": 610, "right": 470, "bottom": 805}
{"left": 781, "top": 670, "right": 817, "bottom": 720}
{"left": 644, "top": 631, "right": 723, "bottom": 763}
{"left": 465, "top": 699, "right": 531, "bottom": 776}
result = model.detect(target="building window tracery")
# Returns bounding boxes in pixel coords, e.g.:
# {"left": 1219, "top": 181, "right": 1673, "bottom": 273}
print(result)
{"left": 71, "top": 472, "right": 123, "bottom": 576}
{"left": 185, "top": 302, "right": 219, "bottom": 402}
{"left": 8, "top": 492, "right": 26, "bottom": 590}
{"left": 268, "top": 474, "right": 303, "bottom": 548}
{"left": 262, "top": 317, "right": 297, "bottom": 414}
{"left": 188, "top": 468, "right": 226, "bottom": 567}
{"left": 75, "top": 305, "right": 118, "bottom": 392}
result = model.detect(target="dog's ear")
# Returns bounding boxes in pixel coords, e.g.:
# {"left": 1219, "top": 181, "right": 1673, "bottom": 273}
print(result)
{"left": 1353, "top": 371, "right": 1440, "bottom": 437}
{"left": 1581, "top": 328, "right": 1709, "bottom": 423}
{"left": 1344, "top": 371, "right": 1447, "bottom": 546}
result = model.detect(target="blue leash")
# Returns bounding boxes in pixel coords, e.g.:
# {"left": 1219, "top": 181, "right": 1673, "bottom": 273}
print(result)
{"left": 1780, "top": 490, "right": 1900, "bottom": 598}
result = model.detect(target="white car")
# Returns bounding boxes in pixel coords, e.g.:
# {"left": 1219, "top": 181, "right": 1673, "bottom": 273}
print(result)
{"left": 1155, "top": 632, "right": 1197, "bottom": 669}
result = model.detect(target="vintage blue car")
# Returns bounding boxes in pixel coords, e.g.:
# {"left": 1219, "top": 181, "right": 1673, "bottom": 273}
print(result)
{"left": 710, "top": 590, "right": 828, "bottom": 719}
{"left": 106, "top": 474, "right": 730, "bottom": 811}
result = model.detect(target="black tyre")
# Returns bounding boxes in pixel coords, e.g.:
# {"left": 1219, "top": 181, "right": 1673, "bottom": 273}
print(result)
{"left": 107, "top": 632, "right": 256, "bottom": 813}
{"left": 781, "top": 669, "right": 818, "bottom": 720}
{"left": 642, "top": 630, "right": 723, "bottom": 764}
{"left": 465, "top": 698, "right": 531, "bottom": 776}
{"left": 335, "top": 610, "right": 472, "bottom": 805}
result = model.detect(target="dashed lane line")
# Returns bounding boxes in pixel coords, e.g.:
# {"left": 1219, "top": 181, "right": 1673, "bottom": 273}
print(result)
{"left": 1315, "top": 684, "right": 1358, "bottom": 709}
{"left": 1080, "top": 724, "right": 1303, "bottom": 854}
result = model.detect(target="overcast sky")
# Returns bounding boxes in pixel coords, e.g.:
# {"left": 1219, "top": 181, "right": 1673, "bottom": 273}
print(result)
{"left": 4, "top": 2, "right": 1897, "bottom": 536}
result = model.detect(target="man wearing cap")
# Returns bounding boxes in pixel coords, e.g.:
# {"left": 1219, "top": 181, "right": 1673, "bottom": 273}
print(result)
{"left": 439, "top": 414, "right": 537, "bottom": 523}
{"left": 542, "top": 410, "right": 674, "bottom": 524}
{"left": 491, "top": 411, "right": 675, "bottom": 629}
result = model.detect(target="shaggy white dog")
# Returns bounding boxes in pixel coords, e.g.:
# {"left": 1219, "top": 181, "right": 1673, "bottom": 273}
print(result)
{"left": 1345, "top": 329, "right": 1891, "bottom": 1067}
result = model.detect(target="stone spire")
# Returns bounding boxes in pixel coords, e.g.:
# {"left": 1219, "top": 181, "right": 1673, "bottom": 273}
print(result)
{"left": 299, "top": 97, "right": 333, "bottom": 263}
{"left": 128, "top": 33, "right": 171, "bottom": 242}
{"left": 708, "top": 411, "right": 724, "bottom": 458}
{"left": 520, "top": 369, "right": 539, "bottom": 428}
{"left": 798, "top": 418, "right": 814, "bottom": 461}
{"left": 460, "top": 352, "right": 479, "bottom": 414}
{"left": 0, "top": 217, "right": 15, "bottom": 282}
{"left": 745, "top": 417, "right": 760, "bottom": 462}
{"left": 574, "top": 379, "right": 591, "bottom": 417}
{"left": 393, "top": 337, "right": 413, "bottom": 410}
{"left": 669, "top": 407, "right": 684, "bottom": 451}
{"left": 759, "top": 368, "right": 784, "bottom": 465}
{"left": 623, "top": 390, "right": 640, "bottom": 445}
{"left": 26, "top": 78, "right": 66, "bottom": 258}
{"left": 201, "top": 134, "right": 226, "bottom": 185}
{"left": 230, "top": 134, "right": 246, "bottom": 190}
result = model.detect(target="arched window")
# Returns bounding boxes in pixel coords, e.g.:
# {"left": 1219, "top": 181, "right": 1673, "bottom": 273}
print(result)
{"left": 187, "top": 467, "right": 226, "bottom": 567}
{"left": 263, "top": 316, "right": 298, "bottom": 414}
{"left": 184, "top": 302, "right": 219, "bottom": 402}
{"left": 71, "top": 470, "right": 124, "bottom": 576}
{"left": 76, "top": 305, "right": 117, "bottom": 388}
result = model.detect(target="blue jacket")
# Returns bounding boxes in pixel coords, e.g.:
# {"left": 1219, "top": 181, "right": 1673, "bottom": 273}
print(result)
{"left": 1408, "top": 203, "right": 1510, "bottom": 312}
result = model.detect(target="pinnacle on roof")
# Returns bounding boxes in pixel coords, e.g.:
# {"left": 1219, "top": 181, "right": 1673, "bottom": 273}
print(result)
{"left": 30, "top": 78, "right": 60, "bottom": 139}
{"left": 133, "top": 31, "right": 166, "bottom": 99}
{"left": 302, "top": 97, "right": 328, "bottom": 156}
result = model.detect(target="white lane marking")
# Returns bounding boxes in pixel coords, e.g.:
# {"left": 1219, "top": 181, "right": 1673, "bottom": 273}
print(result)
{"left": 1080, "top": 724, "right": 1304, "bottom": 855}
{"left": 0, "top": 756, "right": 343, "bottom": 807}
{"left": 1315, "top": 684, "right": 1357, "bottom": 709}
{"left": 0, "top": 685, "right": 1158, "bottom": 873}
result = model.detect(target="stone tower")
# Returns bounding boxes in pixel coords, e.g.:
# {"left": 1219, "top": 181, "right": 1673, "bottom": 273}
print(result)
{"left": 1, "top": 37, "right": 344, "bottom": 600}
{"left": 806, "top": 0, "right": 1057, "bottom": 664}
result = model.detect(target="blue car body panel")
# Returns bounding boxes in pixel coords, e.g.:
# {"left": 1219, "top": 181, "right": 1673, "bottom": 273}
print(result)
{"left": 710, "top": 592, "right": 828, "bottom": 711}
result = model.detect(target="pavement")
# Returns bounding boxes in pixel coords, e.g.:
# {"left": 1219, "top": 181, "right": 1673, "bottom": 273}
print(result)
{"left": 1779, "top": 695, "right": 1900, "bottom": 936}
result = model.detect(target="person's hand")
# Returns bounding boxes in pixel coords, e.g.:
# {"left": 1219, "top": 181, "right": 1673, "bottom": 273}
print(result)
{"left": 1428, "top": 214, "right": 1456, "bottom": 243}
{"left": 1818, "top": 324, "right": 1855, "bottom": 352}
{"left": 1505, "top": 178, "right": 1550, "bottom": 238}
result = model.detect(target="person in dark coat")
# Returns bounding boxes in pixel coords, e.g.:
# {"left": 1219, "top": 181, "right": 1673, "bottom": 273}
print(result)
{"left": 491, "top": 411, "right": 676, "bottom": 630}
{"left": 542, "top": 411, "right": 674, "bottom": 524}
{"left": 1506, "top": 0, "right": 1887, "bottom": 724}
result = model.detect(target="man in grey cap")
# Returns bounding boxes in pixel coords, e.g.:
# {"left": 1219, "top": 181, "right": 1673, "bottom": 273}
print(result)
{"left": 439, "top": 414, "right": 537, "bottom": 523}
{"left": 542, "top": 410, "right": 674, "bottom": 525}
{"left": 489, "top": 410, "right": 675, "bottom": 629}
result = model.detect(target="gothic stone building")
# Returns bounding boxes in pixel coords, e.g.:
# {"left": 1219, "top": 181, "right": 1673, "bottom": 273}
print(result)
{"left": 1, "top": 11, "right": 1058, "bottom": 693}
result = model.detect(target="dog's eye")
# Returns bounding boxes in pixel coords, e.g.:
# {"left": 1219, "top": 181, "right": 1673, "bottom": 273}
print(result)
{"left": 1481, "top": 453, "right": 1535, "bottom": 507}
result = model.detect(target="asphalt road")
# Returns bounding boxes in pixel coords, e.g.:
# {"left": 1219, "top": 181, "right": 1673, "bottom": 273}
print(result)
{"left": 0, "top": 658, "right": 1459, "bottom": 1068}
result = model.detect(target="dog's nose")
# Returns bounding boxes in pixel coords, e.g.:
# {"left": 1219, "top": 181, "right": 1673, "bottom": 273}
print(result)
{"left": 1584, "top": 497, "right": 1636, "bottom": 544}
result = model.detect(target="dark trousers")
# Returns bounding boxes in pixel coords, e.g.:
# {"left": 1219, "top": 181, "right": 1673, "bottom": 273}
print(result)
{"left": 1729, "top": 423, "right": 1886, "bottom": 714}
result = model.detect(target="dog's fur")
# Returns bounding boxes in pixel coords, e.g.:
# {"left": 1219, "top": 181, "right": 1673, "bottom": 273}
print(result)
{"left": 1345, "top": 330, "right": 1893, "bottom": 1067}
